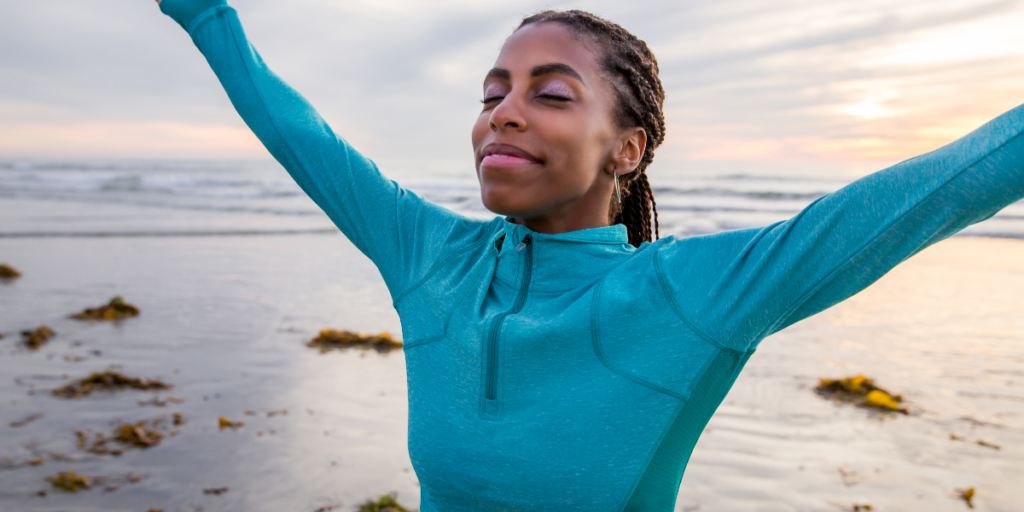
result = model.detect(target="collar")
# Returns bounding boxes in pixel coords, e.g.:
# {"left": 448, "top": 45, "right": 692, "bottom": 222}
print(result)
{"left": 494, "top": 218, "right": 635, "bottom": 293}
{"left": 500, "top": 217, "right": 629, "bottom": 245}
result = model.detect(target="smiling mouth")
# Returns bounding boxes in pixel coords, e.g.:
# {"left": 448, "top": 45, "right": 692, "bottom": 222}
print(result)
{"left": 480, "top": 144, "right": 542, "bottom": 168}
{"left": 481, "top": 154, "right": 538, "bottom": 167}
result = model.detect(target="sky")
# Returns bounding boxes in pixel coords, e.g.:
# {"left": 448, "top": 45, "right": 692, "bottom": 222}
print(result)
{"left": 1, "top": 0, "right": 1023, "bottom": 176}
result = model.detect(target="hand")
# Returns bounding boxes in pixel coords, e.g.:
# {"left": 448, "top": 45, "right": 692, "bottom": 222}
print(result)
{"left": 155, "top": 0, "right": 162, "bottom": 4}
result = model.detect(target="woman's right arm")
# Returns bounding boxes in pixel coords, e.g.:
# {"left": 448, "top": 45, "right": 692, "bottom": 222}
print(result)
{"left": 157, "top": 0, "right": 484, "bottom": 296}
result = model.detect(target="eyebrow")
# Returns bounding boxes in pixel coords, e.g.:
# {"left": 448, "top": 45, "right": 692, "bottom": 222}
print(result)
{"left": 484, "top": 63, "right": 585, "bottom": 85}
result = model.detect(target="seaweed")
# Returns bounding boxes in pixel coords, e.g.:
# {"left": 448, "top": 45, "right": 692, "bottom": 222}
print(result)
{"left": 21, "top": 326, "right": 55, "bottom": 350}
{"left": 139, "top": 395, "right": 184, "bottom": 407}
{"left": 356, "top": 492, "right": 411, "bottom": 512}
{"left": 306, "top": 330, "right": 403, "bottom": 354}
{"left": 814, "top": 375, "right": 907, "bottom": 414}
{"left": 218, "top": 416, "right": 244, "bottom": 429}
{"left": 204, "top": 487, "right": 229, "bottom": 495}
{"left": 958, "top": 487, "right": 975, "bottom": 509}
{"left": 53, "top": 371, "right": 171, "bottom": 399}
{"left": 78, "top": 419, "right": 166, "bottom": 455}
{"left": 949, "top": 434, "right": 1001, "bottom": 450}
{"left": 48, "top": 471, "right": 91, "bottom": 493}
{"left": 71, "top": 296, "right": 140, "bottom": 321}
{"left": 115, "top": 421, "right": 165, "bottom": 448}
{"left": 10, "top": 412, "right": 45, "bottom": 428}
{"left": 0, "top": 263, "right": 20, "bottom": 279}
{"left": 312, "top": 505, "right": 342, "bottom": 512}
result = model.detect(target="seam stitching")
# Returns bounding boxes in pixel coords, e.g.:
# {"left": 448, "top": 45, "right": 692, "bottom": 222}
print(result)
{"left": 186, "top": 5, "right": 230, "bottom": 35}
{"left": 391, "top": 232, "right": 493, "bottom": 306}
{"left": 590, "top": 277, "right": 686, "bottom": 400}
{"left": 402, "top": 251, "right": 497, "bottom": 350}
{"left": 614, "top": 397, "right": 688, "bottom": 512}
{"left": 653, "top": 247, "right": 736, "bottom": 351}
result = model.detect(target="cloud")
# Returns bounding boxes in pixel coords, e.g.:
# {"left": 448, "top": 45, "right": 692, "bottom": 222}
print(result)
{"left": 1, "top": 0, "right": 1022, "bottom": 172}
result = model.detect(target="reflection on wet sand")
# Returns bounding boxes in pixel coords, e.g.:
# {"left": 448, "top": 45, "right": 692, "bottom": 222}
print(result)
{"left": 0, "top": 233, "right": 1021, "bottom": 511}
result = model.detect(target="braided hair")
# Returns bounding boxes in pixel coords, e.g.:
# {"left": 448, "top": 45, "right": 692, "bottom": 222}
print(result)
{"left": 517, "top": 10, "right": 666, "bottom": 247}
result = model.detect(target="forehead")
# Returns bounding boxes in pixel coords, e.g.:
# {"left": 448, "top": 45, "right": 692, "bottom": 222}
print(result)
{"left": 494, "top": 22, "right": 603, "bottom": 77}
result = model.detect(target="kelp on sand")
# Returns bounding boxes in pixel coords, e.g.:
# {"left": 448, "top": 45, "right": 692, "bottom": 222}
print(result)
{"left": 0, "top": 263, "right": 21, "bottom": 279}
{"left": 307, "top": 329, "right": 403, "bottom": 354}
{"left": 48, "top": 471, "right": 91, "bottom": 493}
{"left": 71, "top": 296, "right": 140, "bottom": 321}
{"left": 356, "top": 492, "right": 412, "bottom": 512}
{"left": 21, "top": 326, "right": 55, "bottom": 350}
{"left": 814, "top": 375, "right": 908, "bottom": 414}
{"left": 53, "top": 371, "right": 171, "bottom": 399}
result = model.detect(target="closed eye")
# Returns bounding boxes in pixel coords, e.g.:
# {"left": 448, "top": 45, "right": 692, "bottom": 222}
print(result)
{"left": 481, "top": 96, "right": 505, "bottom": 104}
{"left": 537, "top": 93, "right": 571, "bottom": 102}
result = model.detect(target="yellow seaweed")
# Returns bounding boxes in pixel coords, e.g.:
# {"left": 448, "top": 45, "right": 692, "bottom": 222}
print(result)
{"left": 814, "top": 375, "right": 908, "bottom": 414}
{"left": 218, "top": 416, "right": 244, "bottom": 429}
{"left": 959, "top": 487, "right": 975, "bottom": 508}
{"left": 48, "top": 471, "right": 91, "bottom": 493}
{"left": 0, "top": 263, "right": 20, "bottom": 279}
{"left": 115, "top": 421, "right": 165, "bottom": 448}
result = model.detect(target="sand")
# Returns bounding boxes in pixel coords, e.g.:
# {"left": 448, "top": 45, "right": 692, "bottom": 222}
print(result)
{"left": 1, "top": 228, "right": 1021, "bottom": 511}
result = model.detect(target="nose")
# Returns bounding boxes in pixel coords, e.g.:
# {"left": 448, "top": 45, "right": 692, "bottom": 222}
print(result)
{"left": 488, "top": 95, "right": 527, "bottom": 132}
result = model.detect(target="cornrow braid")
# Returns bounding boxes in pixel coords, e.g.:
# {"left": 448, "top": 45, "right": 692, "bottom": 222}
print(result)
{"left": 518, "top": 10, "right": 665, "bottom": 247}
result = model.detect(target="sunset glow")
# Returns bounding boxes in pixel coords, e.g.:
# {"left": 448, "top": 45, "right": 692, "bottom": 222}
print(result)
{"left": 1, "top": 0, "right": 1022, "bottom": 168}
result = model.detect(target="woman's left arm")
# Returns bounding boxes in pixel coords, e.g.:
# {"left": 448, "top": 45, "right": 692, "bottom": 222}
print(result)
{"left": 656, "top": 103, "right": 1024, "bottom": 351}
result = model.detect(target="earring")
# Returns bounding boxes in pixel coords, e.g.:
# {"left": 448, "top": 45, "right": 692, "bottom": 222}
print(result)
{"left": 613, "top": 172, "right": 622, "bottom": 204}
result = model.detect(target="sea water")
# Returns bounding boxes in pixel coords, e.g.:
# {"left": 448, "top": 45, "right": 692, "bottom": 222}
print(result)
{"left": 1, "top": 159, "right": 1022, "bottom": 511}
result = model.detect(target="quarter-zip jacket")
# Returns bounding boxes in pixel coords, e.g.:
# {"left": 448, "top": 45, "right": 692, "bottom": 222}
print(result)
{"left": 161, "top": 2, "right": 1024, "bottom": 510}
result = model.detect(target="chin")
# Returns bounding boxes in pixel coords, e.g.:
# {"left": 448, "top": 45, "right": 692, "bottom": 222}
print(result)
{"left": 479, "top": 188, "right": 536, "bottom": 219}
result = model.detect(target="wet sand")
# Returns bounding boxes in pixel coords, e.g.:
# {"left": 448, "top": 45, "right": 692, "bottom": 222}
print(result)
{"left": 1, "top": 226, "right": 1021, "bottom": 511}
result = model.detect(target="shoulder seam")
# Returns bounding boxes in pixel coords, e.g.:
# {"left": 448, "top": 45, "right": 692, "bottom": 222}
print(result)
{"left": 402, "top": 250, "right": 497, "bottom": 350}
{"left": 391, "top": 225, "right": 497, "bottom": 306}
{"left": 652, "top": 246, "right": 735, "bottom": 351}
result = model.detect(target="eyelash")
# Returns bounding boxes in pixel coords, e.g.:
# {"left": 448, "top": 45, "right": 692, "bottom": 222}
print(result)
{"left": 480, "top": 93, "right": 571, "bottom": 104}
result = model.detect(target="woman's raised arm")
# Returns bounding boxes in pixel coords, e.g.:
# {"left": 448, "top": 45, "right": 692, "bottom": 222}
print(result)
{"left": 656, "top": 103, "right": 1024, "bottom": 352}
{"left": 157, "top": 0, "right": 486, "bottom": 297}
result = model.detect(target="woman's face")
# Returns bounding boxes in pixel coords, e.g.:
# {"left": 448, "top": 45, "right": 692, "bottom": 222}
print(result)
{"left": 471, "top": 22, "right": 643, "bottom": 232}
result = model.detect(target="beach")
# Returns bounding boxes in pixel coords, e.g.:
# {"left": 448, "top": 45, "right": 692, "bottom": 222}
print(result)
{"left": 1, "top": 161, "right": 1022, "bottom": 511}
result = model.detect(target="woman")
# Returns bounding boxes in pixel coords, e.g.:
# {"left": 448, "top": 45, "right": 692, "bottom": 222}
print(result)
{"left": 156, "top": 0, "right": 1024, "bottom": 510}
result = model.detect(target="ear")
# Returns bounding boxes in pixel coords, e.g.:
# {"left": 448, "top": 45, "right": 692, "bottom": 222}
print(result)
{"left": 606, "top": 127, "right": 647, "bottom": 176}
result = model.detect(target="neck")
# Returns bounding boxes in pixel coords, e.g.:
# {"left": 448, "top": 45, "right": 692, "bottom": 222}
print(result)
{"left": 508, "top": 172, "right": 618, "bottom": 235}
{"left": 514, "top": 195, "right": 613, "bottom": 235}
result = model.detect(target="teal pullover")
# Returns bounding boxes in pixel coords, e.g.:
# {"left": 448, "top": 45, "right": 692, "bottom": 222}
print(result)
{"left": 161, "top": 2, "right": 1024, "bottom": 510}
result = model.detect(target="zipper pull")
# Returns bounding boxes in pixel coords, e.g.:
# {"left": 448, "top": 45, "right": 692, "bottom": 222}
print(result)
{"left": 515, "top": 234, "right": 532, "bottom": 252}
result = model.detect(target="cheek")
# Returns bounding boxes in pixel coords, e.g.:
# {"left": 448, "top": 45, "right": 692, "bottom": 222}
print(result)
{"left": 539, "top": 117, "right": 607, "bottom": 184}
{"left": 471, "top": 114, "right": 489, "bottom": 152}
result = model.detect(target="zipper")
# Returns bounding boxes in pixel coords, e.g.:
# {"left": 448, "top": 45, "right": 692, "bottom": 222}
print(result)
{"left": 484, "top": 234, "right": 532, "bottom": 401}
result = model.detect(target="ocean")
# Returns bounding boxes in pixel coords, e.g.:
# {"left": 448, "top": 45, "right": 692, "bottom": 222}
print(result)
{"left": 1, "top": 159, "right": 1022, "bottom": 511}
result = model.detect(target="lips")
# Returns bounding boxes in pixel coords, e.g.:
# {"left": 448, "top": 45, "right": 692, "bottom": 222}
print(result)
{"left": 480, "top": 143, "right": 542, "bottom": 168}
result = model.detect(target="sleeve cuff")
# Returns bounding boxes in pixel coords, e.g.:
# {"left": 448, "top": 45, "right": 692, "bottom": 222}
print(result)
{"left": 160, "top": 0, "right": 228, "bottom": 31}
